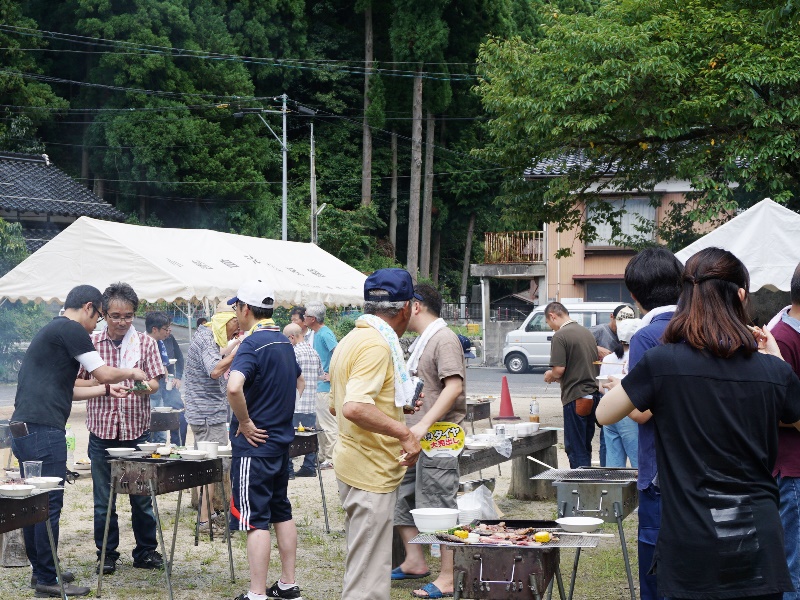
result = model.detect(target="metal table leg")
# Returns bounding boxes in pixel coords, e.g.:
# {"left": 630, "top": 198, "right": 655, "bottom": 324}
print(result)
{"left": 204, "top": 484, "right": 214, "bottom": 542}
{"left": 614, "top": 501, "right": 636, "bottom": 600}
{"left": 194, "top": 485, "right": 202, "bottom": 547}
{"left": 149, "top": 479, "right": 173, "bottom": 600}
{"left": 45, "top": 513, "right": 67, "bottom": 600}
{"left": 554, "top": 563, "right": 568, "bottom": 600}
{"left": 316, "top": 460, "right": 330, "bottom": 534}
{"left": 220, "top": 471, "right": 235, "bottom": 583}
{"left": 168, "top": 489, "right": 182, "bottom": 577}
{"left": 97, "top": 475, "right": 117, "bottom": 598}
{"left": 545, "top": 576, "right": 554, "bottom": 600}
{"left": 567, "top": 547, "right": 581, "bottom": 600}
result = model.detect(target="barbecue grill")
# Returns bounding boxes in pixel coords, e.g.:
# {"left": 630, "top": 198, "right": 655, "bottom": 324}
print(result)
{"left": 0, "top": 492, "right": 67, "bottom": 600}
{"left": 98, "top": 456, "right": 235, "bottom": 600}
{"left": 411, "top": 520, "right": 599, "bottom": 600}
{"left": 532, "top": 467, "right": 638, "bottom": 600}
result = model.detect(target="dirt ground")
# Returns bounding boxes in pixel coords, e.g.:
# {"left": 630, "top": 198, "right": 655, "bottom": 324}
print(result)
{"left": 0, "top": 395, "right": 634, "bottom": 600}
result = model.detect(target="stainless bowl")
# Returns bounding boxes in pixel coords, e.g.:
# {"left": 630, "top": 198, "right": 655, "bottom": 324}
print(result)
{"left": 458, "top": 478, "right": 496, "bottom": 494}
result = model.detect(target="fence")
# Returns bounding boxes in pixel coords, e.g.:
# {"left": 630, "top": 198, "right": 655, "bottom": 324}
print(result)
{"left": 440, "top": 303, "right": 529, "bottom": 324}
{"left": 483, "top": 231, "right": 545, "bottom": 264}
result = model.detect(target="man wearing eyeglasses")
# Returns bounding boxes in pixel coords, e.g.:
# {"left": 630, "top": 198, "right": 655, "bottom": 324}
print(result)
{"left": 11, "top": 284, "right": 148, "bottom": 598}
{"left": 78, "top": 282, "right": 165, "bottom": 577}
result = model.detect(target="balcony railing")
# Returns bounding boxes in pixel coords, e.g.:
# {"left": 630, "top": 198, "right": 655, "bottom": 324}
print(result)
{"left": 483, "top": 231, "right": 544, "bottom": 264}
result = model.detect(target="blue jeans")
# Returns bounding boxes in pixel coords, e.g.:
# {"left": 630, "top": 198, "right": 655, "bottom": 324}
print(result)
{"left": 88, "top": 432, "right": 158, "bottom": 561}
{"left": 599, "top": 426, "right": 606, "bottom": 467}
{"left": 778, "top": 475, "right": 800, "bottom": 600}
{"left": 11, "top": 424, "right": 66, "bottom": 585}
{"left": 639, "top": 484, "right": 664, "bottom": 600}
{"left": 604, "top": 417, "right": 639, "bottom": 468}
{"left": 562, "top": 395, "right": 598, "bottom": 468}
{"left": 149, "top": 387, "right": 187, "bottom": 445}
{"left": 292, "top": 412, "right": 316, "bottom": 472}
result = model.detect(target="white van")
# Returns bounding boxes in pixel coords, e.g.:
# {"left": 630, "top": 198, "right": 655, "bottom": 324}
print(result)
{"left": 502, "top": 301, "right": 626, "bottom": 373}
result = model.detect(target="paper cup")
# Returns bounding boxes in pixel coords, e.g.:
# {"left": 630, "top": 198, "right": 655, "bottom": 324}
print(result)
{"left": 197, "top": 441, "right": 219, "bottom": 458}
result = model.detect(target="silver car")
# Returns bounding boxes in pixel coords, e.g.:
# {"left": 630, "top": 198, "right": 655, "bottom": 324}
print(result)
{"left": 502, "top": 301, "right": 625, "bottom": 373}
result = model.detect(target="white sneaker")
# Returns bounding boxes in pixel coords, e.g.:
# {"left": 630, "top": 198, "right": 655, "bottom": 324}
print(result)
{"left": 318, "top": 461, "right": 334, "bottom": 470}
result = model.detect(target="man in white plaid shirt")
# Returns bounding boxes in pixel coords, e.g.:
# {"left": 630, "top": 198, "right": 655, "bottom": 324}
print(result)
{"left": 283, "top": 323, "right": 322, "bottom": 477}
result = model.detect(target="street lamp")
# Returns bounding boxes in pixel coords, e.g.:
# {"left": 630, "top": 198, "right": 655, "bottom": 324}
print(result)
{"left": 234, "top": 94, "right": 288, "bottom": 241}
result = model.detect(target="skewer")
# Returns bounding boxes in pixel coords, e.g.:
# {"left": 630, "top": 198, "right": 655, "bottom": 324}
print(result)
{"left": 556, "top": 531, "right": 615, "bottom": 538}
{"left": 527, "top": 455, "right": 556, "bottom": 470}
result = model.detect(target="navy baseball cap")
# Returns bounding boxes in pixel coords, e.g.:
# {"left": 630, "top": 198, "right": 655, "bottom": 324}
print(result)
{"left": 364, "top": 268, "right": 422, "bottom": 302}
{"left": 457, "top": 334, "right": 476, "bottom": 359}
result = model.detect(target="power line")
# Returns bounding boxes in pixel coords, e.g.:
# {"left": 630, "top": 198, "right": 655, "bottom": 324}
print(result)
{"left": 0, "top": 26, "right": 478, "bottom": 81}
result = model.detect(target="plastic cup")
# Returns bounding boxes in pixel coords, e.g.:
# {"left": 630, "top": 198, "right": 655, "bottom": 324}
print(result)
{"left": 197, "top": 441, "right": 218, "bottom": 458}
{"left": 165, "top": 374, "right": 174, "bottom": 390}
{"left": 23, "top": 461, "right": 42, "bottom": 479}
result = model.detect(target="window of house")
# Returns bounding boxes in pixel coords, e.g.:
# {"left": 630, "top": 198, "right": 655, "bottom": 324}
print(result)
{"left": 587, "top": 198, "right": 656, "bottom": 246}
{"left": 585, "top": 281, "right": 635, "bottom": 304}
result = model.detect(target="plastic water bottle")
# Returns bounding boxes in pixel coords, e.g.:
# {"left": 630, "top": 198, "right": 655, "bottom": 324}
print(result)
{"left": 431, "top": 543, "right": 441, "bottom": 558}
{"left": 65, "top": 425, "right": 76, "bottom": 467}
{"left": 529, "top": 397, "right": 540, "bottom": 423}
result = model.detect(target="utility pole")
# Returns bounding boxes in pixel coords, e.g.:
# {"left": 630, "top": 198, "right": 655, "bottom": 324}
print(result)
{"left": 310, "top": 120, "right": 317, "bottom": 244}
{"left": 234, "top": 97, "right": 289, "bottom": 241}
{"left": 281, "top": 94, "right": 288, "bottom": 241}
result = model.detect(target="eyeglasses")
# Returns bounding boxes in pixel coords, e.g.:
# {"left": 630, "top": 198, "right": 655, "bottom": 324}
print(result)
{"left": 107, "top": 315, "right": 135, "bottom": 323}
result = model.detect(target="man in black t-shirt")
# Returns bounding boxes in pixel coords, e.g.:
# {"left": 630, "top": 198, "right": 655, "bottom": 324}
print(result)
{"left": 11, "top": 285, "right": 147, "bottom": 598}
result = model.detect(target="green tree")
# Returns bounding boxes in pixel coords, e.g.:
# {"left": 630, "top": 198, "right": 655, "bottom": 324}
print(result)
{"left": 476, "top": 0, "right": 800, "bottom": 251}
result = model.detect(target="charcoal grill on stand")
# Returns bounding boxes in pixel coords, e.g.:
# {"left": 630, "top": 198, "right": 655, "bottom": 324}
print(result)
{"left": 532, "top": 467, "right": 638, "bottom": 600}
{"left": 97, "top": 455, "right": 235, "bottom": 600}
{"left": 411, "top": 520, "right": 599, "bottom": 600}
{"left": 0, "top": 492, "right": 67, "bottom": 600}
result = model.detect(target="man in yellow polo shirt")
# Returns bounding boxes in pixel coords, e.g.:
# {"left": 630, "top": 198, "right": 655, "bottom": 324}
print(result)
{"left": 329, "top": 268, "right": 422, "bottom": 600}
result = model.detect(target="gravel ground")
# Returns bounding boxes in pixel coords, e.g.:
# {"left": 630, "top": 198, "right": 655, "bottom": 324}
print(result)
{"left": 0, "top": 395, "right": 635, "bottom": 600}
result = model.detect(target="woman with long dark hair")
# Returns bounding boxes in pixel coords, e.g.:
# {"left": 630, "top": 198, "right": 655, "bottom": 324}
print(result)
{"left": 598, "top": 247, "right": 800, "bottom": 600}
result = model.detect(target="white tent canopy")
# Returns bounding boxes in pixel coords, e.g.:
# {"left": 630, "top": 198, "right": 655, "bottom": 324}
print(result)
{"left": 0, "top": 217, "right": 367, "bottom": 306}
{"left": 675, "top": 198, "right": 800, "bottom": 292}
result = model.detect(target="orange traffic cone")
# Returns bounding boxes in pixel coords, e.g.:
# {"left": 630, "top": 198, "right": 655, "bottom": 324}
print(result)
{"left": 495, "top": 375, "right": 520, "bottom": 421}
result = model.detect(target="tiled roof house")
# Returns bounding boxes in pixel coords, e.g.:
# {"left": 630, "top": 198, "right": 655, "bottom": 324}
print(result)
{"left": 0, "top": 152, "right": 125, "bottom": 252}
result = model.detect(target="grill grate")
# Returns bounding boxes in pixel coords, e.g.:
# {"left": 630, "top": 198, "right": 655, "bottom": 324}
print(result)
{"left": 410, "top": 531, "right": 599, "bottom": 549}
{"left": 531, "top": 467, "right": 637, "bottom": 482}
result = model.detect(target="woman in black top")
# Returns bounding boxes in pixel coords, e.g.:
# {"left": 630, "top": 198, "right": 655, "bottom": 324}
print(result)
{"left": 598, "top": 247, "right": 800, "bottom": 600}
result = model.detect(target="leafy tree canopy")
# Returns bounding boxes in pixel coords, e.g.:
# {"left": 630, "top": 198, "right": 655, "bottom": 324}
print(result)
{"left": 476, "top": 0, "right": 800, "bottom": 250}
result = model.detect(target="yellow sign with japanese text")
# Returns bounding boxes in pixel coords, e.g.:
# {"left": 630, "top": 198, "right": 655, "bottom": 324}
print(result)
{"left": 420, "top": 422, "right": 465, "bottom": 457}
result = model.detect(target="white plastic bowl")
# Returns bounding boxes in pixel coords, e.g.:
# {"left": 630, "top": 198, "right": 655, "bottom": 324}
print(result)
{"left": 152, "top": 406, "right": 172, "bottom": 413}
{"left": 26, "top": 476, "right": 62, "bottom": 489}
{"left": 106, "top": 448, "right": 135, "bottom": 458}
{"left": 410, "top": 508, "right": 460, "bottom": 533}
{"left": 0, "top": 484, "right": 36, "bottom": 497}
{"left": 137, "top": 443, "right": 159, "bottom": 453}
{"left": 180, "top": 450, "right": 208, "bottom": 461}
{"left": 556, "top": 517, "right": 604, "bottom": 533}
{"left": 217, "top": 445, "right": 232, "bottom": 456}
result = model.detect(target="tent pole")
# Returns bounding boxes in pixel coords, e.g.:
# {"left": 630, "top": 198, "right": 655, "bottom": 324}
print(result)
{"left": 187, "top": 301, "right": 193, "bottom": 339}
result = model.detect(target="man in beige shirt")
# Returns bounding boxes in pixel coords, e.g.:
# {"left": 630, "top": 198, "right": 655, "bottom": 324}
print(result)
{"left": 392, "top": 284, "right": 466, "bottom": 599}
{"left": 329, "top": 268, "right": 422, "bottom": 600}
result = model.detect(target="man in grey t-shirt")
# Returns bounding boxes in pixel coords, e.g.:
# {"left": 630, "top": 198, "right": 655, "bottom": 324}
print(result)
{"left": 544, "top": 302, "right": 600, "bottom": 468}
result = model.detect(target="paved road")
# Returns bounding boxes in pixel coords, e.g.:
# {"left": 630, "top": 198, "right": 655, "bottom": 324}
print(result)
{"left": 0, "top": 322, "right": 554, "bottom": 407}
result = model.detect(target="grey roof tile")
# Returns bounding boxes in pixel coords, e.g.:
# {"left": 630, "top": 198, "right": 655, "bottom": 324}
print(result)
{"left": 0, "top": 152, "right": 125, "bottom": 220}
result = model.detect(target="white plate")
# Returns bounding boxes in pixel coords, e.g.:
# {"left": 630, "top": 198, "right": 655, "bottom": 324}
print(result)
{"left": 106, "top": 448, "right": 135, "bottom": 458}
{"left": 152, "top": 407, "right": 173, "bottom": 413}
{"left": 180, "top": 450, "right": 208, "bottom": 461}
{"left": 556, "top": 516, "right": 604, "bottom": 533}
{"left": 26, "top": 477, "right": 62, "bottom": 489}
{"left": 0, "top": 484, "right": 35, "bottom": 498}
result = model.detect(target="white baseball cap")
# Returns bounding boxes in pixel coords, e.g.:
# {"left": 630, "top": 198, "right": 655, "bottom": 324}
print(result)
{"left": 227, "top": 280, "right": 275, "bottom": 309}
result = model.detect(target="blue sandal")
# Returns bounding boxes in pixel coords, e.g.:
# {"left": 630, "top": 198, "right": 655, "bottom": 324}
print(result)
{"left": 411, "top": 582, "right": 454, "bottom": 598}
{"left": 391, "top": 566, "right": 431, "bottom": 580}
